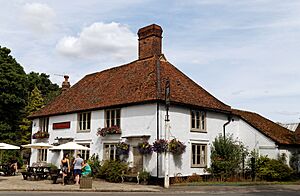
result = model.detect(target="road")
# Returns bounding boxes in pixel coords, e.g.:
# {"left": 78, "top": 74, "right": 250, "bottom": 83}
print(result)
{"left": 0, "top": 191, "right": 299, "bottom": 196}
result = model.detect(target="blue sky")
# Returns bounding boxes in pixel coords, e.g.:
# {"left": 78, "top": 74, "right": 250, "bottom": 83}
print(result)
{"left": 1, "top": 0, "right": 299, "bottom": 123}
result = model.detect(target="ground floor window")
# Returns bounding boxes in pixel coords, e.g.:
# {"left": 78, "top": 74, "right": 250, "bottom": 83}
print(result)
{"left": 78, "top": 143, "right": 90, "bottom": 161}
{"left": 103, "top": 143, "right": 119, "bottom": 161}
{"left": 191, "top": 143, "right": 207, "bottom": 167}
{"left": 37, "top": 149, "right": 47, "bottom": 162}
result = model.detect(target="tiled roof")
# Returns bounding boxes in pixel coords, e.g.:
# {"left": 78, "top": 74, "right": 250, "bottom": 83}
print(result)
{"left": 232, "top": 109, "right": 299, "bottom": 145}
{"left": 30, "top": 55, "right": 231, "bottom": 118}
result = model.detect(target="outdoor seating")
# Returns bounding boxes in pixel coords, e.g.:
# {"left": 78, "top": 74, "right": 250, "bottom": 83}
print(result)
{"left": 21, "top": 165, "right": 50, "bottom": 180}
{"left": 0, "top": 164, "right": 15, "bottom": 176}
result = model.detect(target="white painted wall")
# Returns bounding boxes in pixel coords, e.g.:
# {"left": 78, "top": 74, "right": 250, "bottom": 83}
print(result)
{"left": 30, "top": 103, "right": 293, "bottom": 177}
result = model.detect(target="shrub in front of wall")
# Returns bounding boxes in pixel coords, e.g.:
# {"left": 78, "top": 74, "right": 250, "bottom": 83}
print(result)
{"left": 98, "top": 160, "right": 128, "bottom": 183}
{"left": 255, "top": 156, "right": 293, "bottom": 181}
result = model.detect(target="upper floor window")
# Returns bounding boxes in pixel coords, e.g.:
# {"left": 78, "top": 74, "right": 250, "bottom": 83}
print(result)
{"left": 78, "top": 112, "right": 91, "bottom": 131}
{"left": 105, "top": 109, "right": 121, "bottom": 128}
{"left": 191, "top": 110, "right": 206, "bottom": 131}
{"left": 191, "top": 143, "right": 207, "bottom": 168}
{"left": 39, "top": 117, "right": 49, "bottom": 132}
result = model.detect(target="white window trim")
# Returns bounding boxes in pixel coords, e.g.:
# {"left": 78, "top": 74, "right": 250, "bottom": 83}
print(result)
{"left": 105, "top": 109, "right": 121, "bottom": 128}
{"left": 103, "top": 143, "right": 119, "bottom": 161}
{"left": 191, "top": 143, "right": 207, "bottom": 168}
{"left": 77, "top": 112, "right": 91, "bottom": 132}
{"left": 190, "top": 110, "right": 206, "bottom": 132}
{"left": 37, "top": 149, "right": 47, "bottom": 162}
{"left": 39, "top": 117, "right": 49, "bottom": 132}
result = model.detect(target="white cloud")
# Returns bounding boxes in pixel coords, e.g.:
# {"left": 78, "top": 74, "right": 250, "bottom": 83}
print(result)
{"left": 21, "top": 3, "right": 56, "bottom": 33}
{"left": 56, "top": 22, "right": 137, "bottom": 62}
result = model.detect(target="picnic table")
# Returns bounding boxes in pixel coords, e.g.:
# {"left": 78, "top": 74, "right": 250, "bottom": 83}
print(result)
{"left": 21, "top": 166, "right": 50, "bottom": 180}
{"left": 0, "top": 164, "right": 15, "bottom": 176}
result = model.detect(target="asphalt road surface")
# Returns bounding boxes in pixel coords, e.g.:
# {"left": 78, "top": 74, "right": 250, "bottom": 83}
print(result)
{"left": 0, "top": 191, "right": 299, "bottom": 196}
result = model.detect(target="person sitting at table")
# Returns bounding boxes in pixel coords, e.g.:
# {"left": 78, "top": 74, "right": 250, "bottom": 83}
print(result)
{"left": 81, "top": 160, "right": 91, "bottom": 176}
{"left": 10, "top": 158, "right": 18, "bottom": 175}
{"left": 73, "top": 154, "right": 83, "bottom": 185}
{"left": 61, "top": 154, "right": 70, "bottom": 185}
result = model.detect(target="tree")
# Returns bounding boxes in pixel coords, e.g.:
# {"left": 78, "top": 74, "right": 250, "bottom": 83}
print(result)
{"left": 27, "top": 72, "right": 60, "bottom": 104}
{"left": 0, "top": 46, "right": 27, "bottom": 144}
{"left": 209, "top": 134, "right": 248, "bottom": 180}
{"left": 19, "top": 86, "right": 45, "bottom": 144}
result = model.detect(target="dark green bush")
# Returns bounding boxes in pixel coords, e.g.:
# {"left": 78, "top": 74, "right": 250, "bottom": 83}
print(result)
{"left": 255, "top": 155, "right": 293, "bottom": 181}
{"left": 87, "top": 154, "right": 101, "bottom": 177}
{"left": 98, "top": 160, "right": 128, "bottom": 182}
{"left": 209, "top": 134, "right": 248, "bottom": 180}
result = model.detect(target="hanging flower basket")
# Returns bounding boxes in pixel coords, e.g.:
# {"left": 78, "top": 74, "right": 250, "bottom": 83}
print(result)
{"left": 97, "top": 126, "right": 121, "bottom": 137}
{"left": 32, "top": 131, "right": 49, "bottom": 139}
{"left": 116, "top": 142, "right": 130, "bottom": 155}
{"left": 168, "top": 139, "right": 186, "bottom": 155}
{"left": 137, "top": 141, "right": 153, "bottom": 155}
{"left": 152, "top": 139, "right": 168, "bottom": 153}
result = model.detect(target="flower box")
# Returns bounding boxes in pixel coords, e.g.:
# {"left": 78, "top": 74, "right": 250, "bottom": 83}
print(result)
{"left": 32, "top": 131, "right": 49, "bottom": 139}
{"left": 97, "top": 126, "right": 121, "bottom": 137}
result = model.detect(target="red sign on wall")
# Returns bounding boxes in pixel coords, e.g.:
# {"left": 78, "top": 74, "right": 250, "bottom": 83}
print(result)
{"left": 53, "top": 122, "right": 71, "bottom": 130}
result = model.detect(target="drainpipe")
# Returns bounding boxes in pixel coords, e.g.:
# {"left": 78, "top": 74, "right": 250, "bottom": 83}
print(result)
{"left": 223, "top": 116, "right": 233, "bottom": 140}
{"left": 156, "top": 102, "right": 160, "bottom": 180}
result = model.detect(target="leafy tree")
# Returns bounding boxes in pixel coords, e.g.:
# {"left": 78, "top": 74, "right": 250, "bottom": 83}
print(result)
{"left": 19, "top": 86, "right": 44, "bottom": 144}
{"left": 0, "top": 46, "right": 27, "bottom": 144}
{"left": 27, "top": 72, "right": 60, "bottom": 104}
{"left": 209, "top": 134, "right": 248, "bottom": 180}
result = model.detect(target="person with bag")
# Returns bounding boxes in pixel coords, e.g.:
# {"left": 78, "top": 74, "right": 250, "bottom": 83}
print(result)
{"left": 61, "top": 154, "right": 70, "bottom": 185}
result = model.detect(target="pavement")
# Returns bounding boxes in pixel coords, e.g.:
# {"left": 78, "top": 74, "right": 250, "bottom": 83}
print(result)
{"left": 0, "top": 174, "right": 161, "bottom": 192}
{"left": 1, "top": 174, "right": 300, "bottom": 193}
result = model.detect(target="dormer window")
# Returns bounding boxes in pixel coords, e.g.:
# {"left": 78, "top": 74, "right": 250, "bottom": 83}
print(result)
{"left": 191, "top": 110, "right": 206, "bottom": 131}
{"left": 105, "top": 109, "right": 121, "bottom": 128}
{"left": 78, "top": 112, "right": 91, "bottom": 131}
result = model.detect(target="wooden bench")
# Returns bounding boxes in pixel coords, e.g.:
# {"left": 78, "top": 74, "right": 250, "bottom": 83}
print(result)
{"left": 21, "top": 171, "right": 33, "bottom": 180}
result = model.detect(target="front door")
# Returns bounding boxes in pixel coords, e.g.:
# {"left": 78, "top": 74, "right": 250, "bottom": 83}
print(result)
{"left": 132, "top": 147, "right": 143, "bottom": 172}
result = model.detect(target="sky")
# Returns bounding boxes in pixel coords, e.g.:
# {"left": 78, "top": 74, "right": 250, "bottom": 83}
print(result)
{"left": 0, "top": 0, "right": 299, "bottom": 123}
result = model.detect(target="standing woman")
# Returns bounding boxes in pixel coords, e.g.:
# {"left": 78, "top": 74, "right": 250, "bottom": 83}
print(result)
{"left": 73, "top": 154, "right": 83, "bottom": 185}
{"left": 61, "top": 154, "right": 70, "bottom": 185}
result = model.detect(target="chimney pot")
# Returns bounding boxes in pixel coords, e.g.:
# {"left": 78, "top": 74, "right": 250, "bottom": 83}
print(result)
{"left": 138, "top": 24, "right": 163, "bottom": 59}
{"left": 62, "top": 75, "right": 70, "bottom": 91}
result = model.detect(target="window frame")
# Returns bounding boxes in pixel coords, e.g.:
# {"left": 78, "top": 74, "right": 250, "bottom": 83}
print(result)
{"left": 77, "top": 143, "right": 90, "bottom": 160}
{"left": 37, "top": 149, "right": 47, "bottom": 162}
{"left": 104, "top": 109, "right": 121, "bottom": 128}
{"left": 78, "top": 112, "right": 91, "bottom": 132}
{"left": 103, "top": 143, "right": 119, "bottom": 161}
{"left": 190, "top": 110, "right": 206, "bottom": 132}
{"left": 39, "top": 117, "right": 49, "bottom": 132}
{"left": 191, "top": 143, "right": 207, "bottom": 168}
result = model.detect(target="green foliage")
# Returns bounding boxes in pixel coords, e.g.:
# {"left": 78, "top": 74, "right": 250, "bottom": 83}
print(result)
{"left": 255, "top": 155, "right": 293, "bottom": 181}
{"left": 138, "top": 170, "right": 150, "bottom": 182}
{"left": 289, "top": 151, "right": 300, "bottom": 173}
{"left": 27, "top": 72, "right": 60, "bottom": 104}
{"left": 0, "top": 46, "right": 60, "bottom": 163}
{"left": 98, "top": 160, "right": 128, "bottom": 182}
{"left": 209, "top": 134, "right": 248, "bottom": 180}
{"left": 0, "top": 46, "right": 27, "bottom": 144}
{"left": 19, "top": 86, "right": 45, "bottom": 143}
{"left": 87, "top": 154, "right": 101, "bottom": 177}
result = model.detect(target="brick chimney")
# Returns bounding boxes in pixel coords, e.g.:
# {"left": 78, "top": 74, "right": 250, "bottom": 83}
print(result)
{"left": 62, "top": 75, "right": 70, "bottom": 91}
{"left": 138, "top": 24, "right": 163, "bottom": 59}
